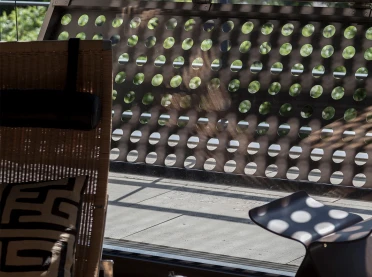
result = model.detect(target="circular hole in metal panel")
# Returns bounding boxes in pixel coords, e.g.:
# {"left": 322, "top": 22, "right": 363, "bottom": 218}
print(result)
{"left": 265, "top": 164, "right": 278, "bottom": 177}
{"left": 242, "top": 21, "right": 254, "bottom": 34}
{"left": 282, "top": 23, "right": 294, "bottom": 36}
{"left": 227, "top": 140, "right": 239, "bottom": 153}
{"left": 121, "top": 110, "right": 132, "bottom": 122}
{"left": 158, "top": 114, "right": 170, "bottom": 126}
{"left": 248, "top": 142, "right": 260, "bottom": 155}
{"left": 245, "top": 162, "right": 257, "bottom": 175}
{"left": 203, "top": 20, "right": 215, "bottom": 32}
{"left": 332, "top": 150, "right": 345, "bottom": 163}
{"left": 182, "top": 38, "right": 194, "bottom": 50}
{"left": 124, "top": 91, "right": 135, "bottom": 104}
{"left": 112, "top": 129, "right": 123, "bottom": 141}
{"left": 130, "top": 130, "right": 142, "bottom": 143}
{"left": 78, "top": 14, "right": 89, "bottom": 26}
{"left": 299, "top": 126, "right": 311, "bottom": 139}
{"left": 308, "top": 169, "right": 321, "bottom": 182}
{"left": 355, "top": 152, "right": 368, "bottom": 166}
{"left": 207, "top": 138, "right": 219, "bottom": 151}
{"left": 149, "top": 132, "right": 161, "bottom": 145}
{"left": 331, "top": 86, "right": 344, "bottom": 100}
{"left": 222, "top": 21, "right": 234, "bottom": 32}
{"left": 146, "top": 152, "right": 157, "bottom": 164}
{"left": 168, "top": 134, "right": 180, "bottom": 147}
{"left": 127, "top": 150, "right": 138, "bottom": 163}
{"left": 187, "top": 136, "right": 199, "bottom": 149}
{"left": 148, "top": 17, "right": 159, "bottom": 29}
{"left": 165, "top": 18, "right": 177, "bottom": 30}
{"left": 224, "top": 160, "right": 236, "bottom": 173}
{"left": 268, "top": 144, "right": 280, "bottom": 157}
{"left": 139, "top": 112, "right": 151, "bottom": 124}
{"left": 142, "top": 92, "right": 154, "bottom": 105}
{"left": 130, "top": 17, "right": 141, "bottom": 28}
{"left": 184, "top": 19, "right": 196, "bottom": 31}
{"left": 287, "top": 167, "right": 300, "bottom": 180}
{"left": 204, "top": 158, "right": 216, "bottom": 171}
{"left": 278, "top": 123, "right": 290, "bottom": 137}
{"left": 353, "top": 173, "right": 366, "bottom": 187}
{"left": 311, "top": 148, "right": 324, "bottom": 161}
{"left": 289, "top": 146, "right": 302, "bottom": 159}
{"left": 61, "top": 14, "right": 71, "bottom": 25}
{"left": 184, "top": 156, "right": 196, "bottom": 169}
{"left": 165, "top": 154, "right": 177, "bottom": 167}
{"left": 155, "top": 55, "right": 166, "bottom": 67}
{"left": 110, "top": 148, "right": 120, "bottom": 160}
{"left": 330, "top": 171, "right": 343, "bottom": 185}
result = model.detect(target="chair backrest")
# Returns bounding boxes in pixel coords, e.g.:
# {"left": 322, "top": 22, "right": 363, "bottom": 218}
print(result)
{"left": 39, "top": 0, "right": 372, "bottom": 200}
{"left": 0, "top": 40, "right": 112, "bottom": 277}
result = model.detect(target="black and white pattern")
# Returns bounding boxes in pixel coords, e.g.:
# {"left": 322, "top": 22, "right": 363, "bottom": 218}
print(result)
{"left": 0, "top": 176, "right": 87, "bottom": 277}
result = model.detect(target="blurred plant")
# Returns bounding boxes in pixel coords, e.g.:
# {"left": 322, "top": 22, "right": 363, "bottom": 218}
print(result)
{"left": 0, "top": 6, "right": 47, "bottom": 41}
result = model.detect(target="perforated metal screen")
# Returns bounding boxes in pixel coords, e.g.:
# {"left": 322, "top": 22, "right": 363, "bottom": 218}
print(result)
{"left": 40, "top": 0, "right": 372, "bottom": 191}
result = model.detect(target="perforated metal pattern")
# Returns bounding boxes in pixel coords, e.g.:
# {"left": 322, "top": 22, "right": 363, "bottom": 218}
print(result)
{"left": 47, "top": 4, "right": 372, "bottom": 189}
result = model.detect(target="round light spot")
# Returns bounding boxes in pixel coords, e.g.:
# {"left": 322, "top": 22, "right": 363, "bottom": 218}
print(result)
{"left": 315, "top": 222, "right": 335, "bottom": 236}
{"left": 247, "top": 142, "right": 260, "bottom": 155}
{"left": 311, "top": 148, "right": 324, "bottom": 161}
{"left": 168, "top": 134, "right": 180, "bottom": 147}
{"left": 112, "top": 129, "right": 123, "bottom": 141}
{"left": 267, "top": 219, "right": 289, "bottom": 233}
{"left": 329, "top": 209, "right": 348, "bottom": 219}
{"left": 306, "top": 197, "right": 324, "bottom": 208}
{"left": 268, "top": 144, "right": 280, "bottom": 157}
{"left": 291, "top": 211, "right": 311, "bottom": 223}
{"left": 355, "top": 152, "right": 368, "bottom": 166}
{"left": 291, "top": 231, "right": 312, "bottom": 244}
{"left": 289, "top": 146, "right": 302, "bottom": 159}
{"left": 58, "top": 31, "right": 69, "bottom": 40}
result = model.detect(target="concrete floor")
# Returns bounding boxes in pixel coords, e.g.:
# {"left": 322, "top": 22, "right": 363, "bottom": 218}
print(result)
{"left": 104, "top": 172, "right": 372, "bottom": 268}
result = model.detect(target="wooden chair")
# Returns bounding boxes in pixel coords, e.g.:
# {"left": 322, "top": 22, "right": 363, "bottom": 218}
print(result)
{"left": 0, "top": 40, "right": 113, "bottom": 277}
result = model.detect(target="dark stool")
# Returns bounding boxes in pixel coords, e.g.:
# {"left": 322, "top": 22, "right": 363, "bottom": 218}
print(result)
{"left": 249, "top": 191, "right": 372, "bottom": 277}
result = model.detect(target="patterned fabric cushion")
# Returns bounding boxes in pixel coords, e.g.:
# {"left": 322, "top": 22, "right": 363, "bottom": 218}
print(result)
{"left": 0, "top": 176, "right": 88, "bottom": 277}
